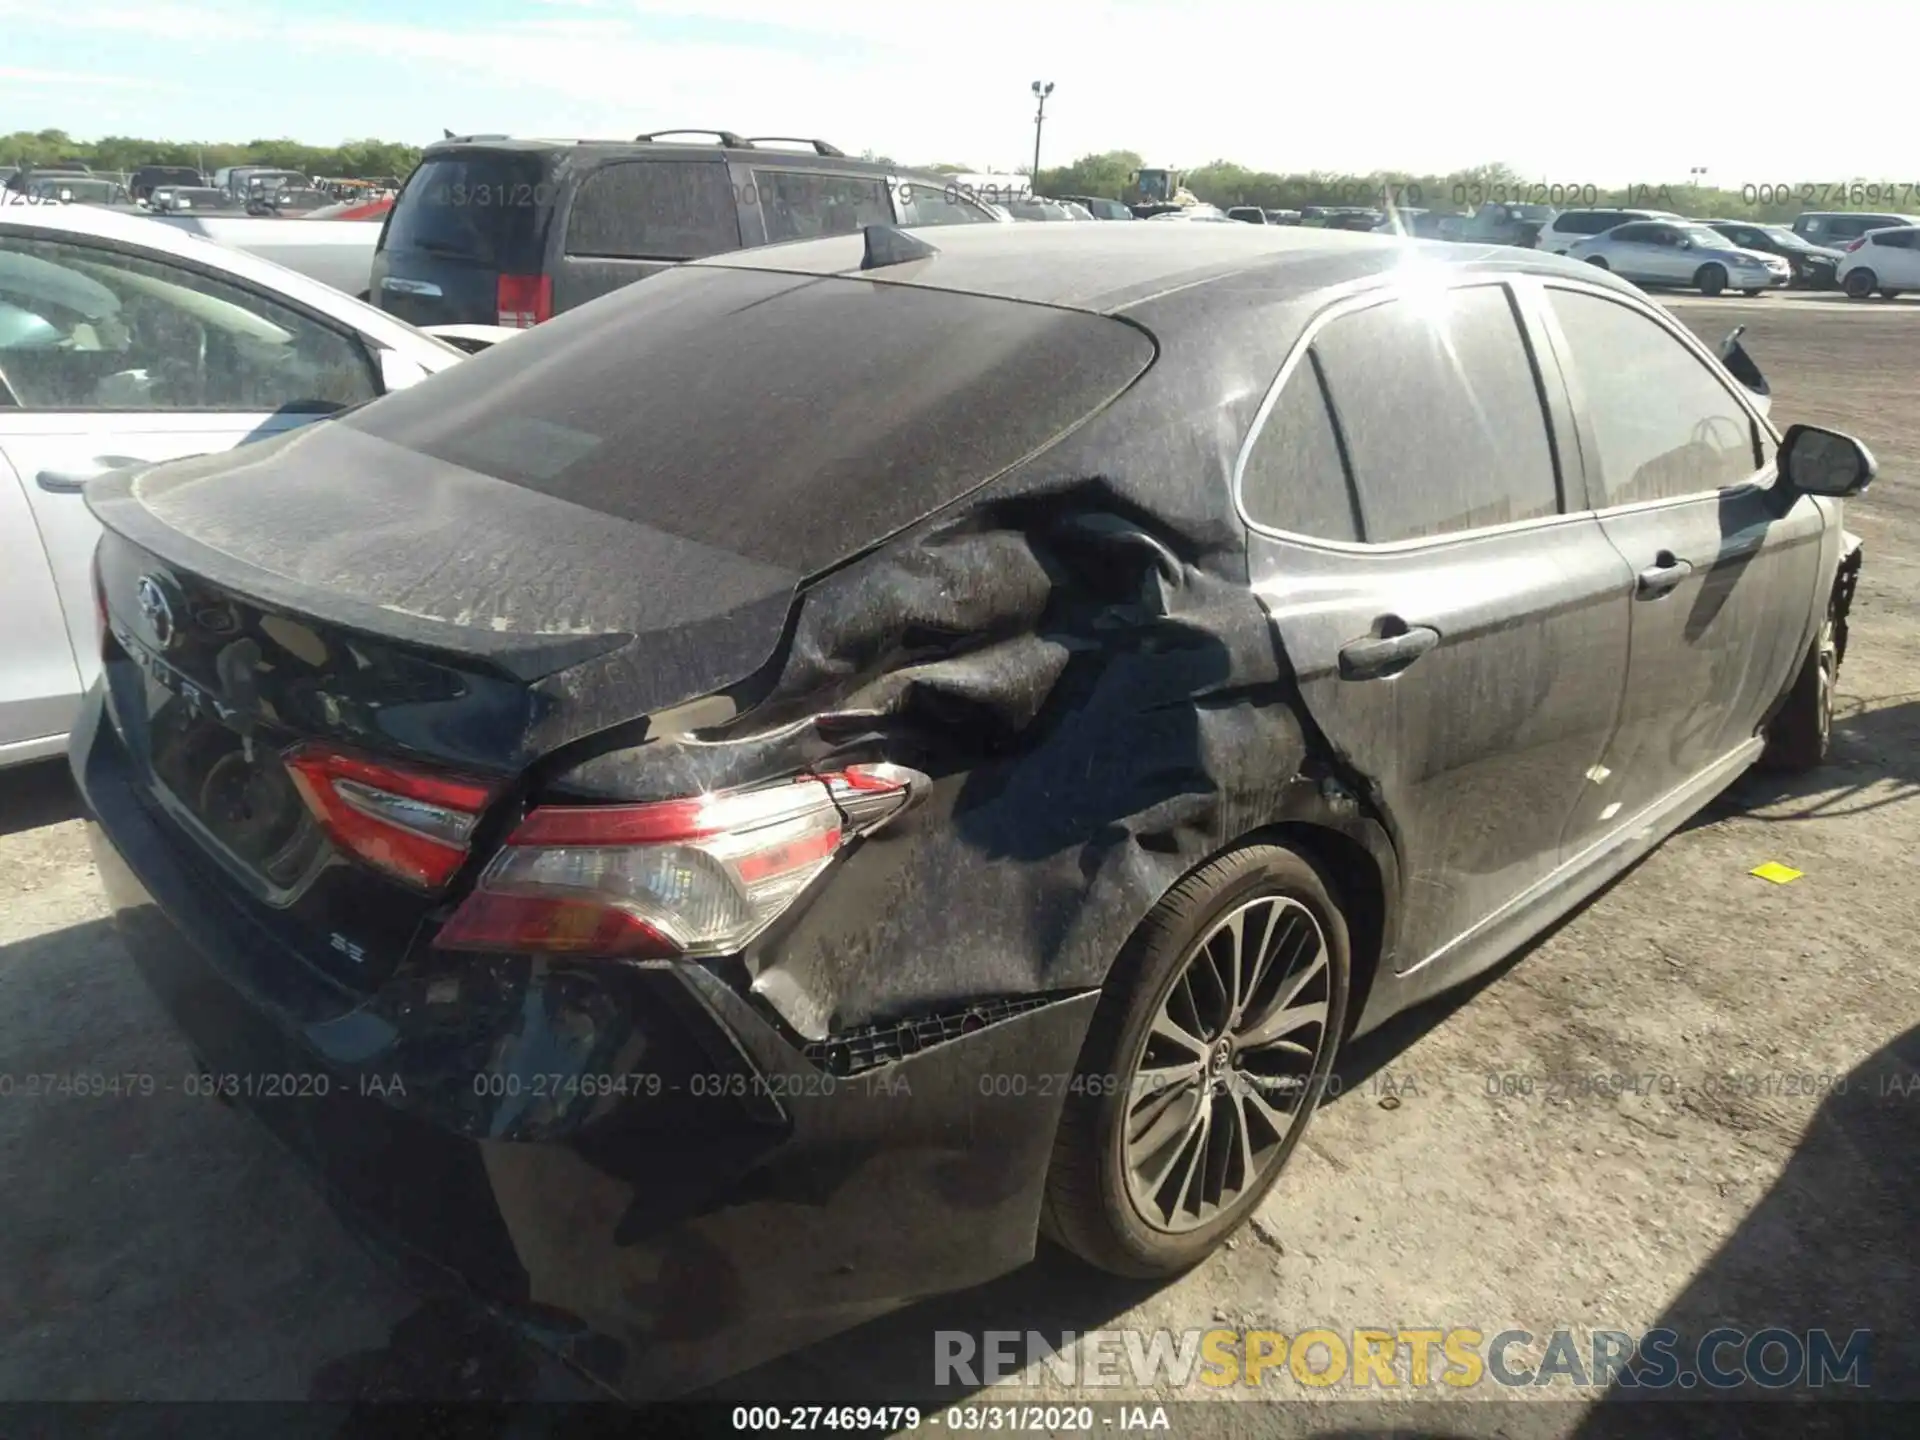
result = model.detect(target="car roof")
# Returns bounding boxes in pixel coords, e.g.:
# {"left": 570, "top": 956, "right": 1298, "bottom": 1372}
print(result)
{"left": 696, "top": 221, "right": 1643, "bottom": 316}
{"left": 417, "top": 135, "right": 915, "bottom": 176}
{"left": 0, "top": 202, "right": 447, "bottom": 354}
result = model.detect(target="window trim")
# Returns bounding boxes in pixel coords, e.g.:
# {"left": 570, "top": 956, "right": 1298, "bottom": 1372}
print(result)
{"left": 1233, "top": 273, "right": 1579, "bottom": 554}
{"left": 0, "top": 226, "right": 382, "bottom": 416}
{"left": 1529, "top": 275, "right": 1780, "bottom": 519}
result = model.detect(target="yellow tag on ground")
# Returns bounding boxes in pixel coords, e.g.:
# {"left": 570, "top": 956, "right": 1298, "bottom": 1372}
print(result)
{"left": 1750, "top": 861, "right": 1803, "bottom": 884}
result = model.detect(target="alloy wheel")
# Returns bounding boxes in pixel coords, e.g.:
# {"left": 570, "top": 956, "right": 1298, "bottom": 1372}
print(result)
{"left": 1121, "top": 895, "right": 1334, "bottom": 1234}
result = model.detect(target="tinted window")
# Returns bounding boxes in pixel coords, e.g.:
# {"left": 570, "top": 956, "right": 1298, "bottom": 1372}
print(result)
{"left": 0, "top": 236, "right": 378, "bottom": 413}
{"left": 1547, "top": 288, "right": 1760, "bottom": 507}
{"left": 752, "top": 169, "right": 891, "bottom": 242}
{"left": 1311, "top": 285, "right": 1559, "bottom": 543}
{"left": 341, "top": 265, "right": 1152, "bottom": 575}
{"left": 1560, "top": 211, "right": 1622, "bottom": 235}
{"left": 1240, "top": 351, "right": 1358, "bottom": 541}
{"left": 564, "top": 159, "right": 740, "bottom": 261}
{"left": 1871, "top": 229, "right": 1915, "bottom": 248}
{"left": 1610, "top": 223, "right": 1657, "bottom": 242}
{"left": 383, "top": 153, "right": 547, "bottom": 268}
{"left": 894, "top": 182, "right": 997, "bottom": 228}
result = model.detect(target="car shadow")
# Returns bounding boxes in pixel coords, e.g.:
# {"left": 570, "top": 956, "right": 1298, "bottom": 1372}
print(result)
{"left": 0, "top": 756, "right": 84, "bottom": 838}
{"left": 1569, "top": 1022, "right": 1920, "bottom": 1428}
{"left": 1683, "top": 693, "right": 1920, "bottom": 833}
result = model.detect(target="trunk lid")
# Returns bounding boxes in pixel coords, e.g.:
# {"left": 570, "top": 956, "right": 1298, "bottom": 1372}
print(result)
{"left": 88, "top": 427, "right": 802, "bottom": 992}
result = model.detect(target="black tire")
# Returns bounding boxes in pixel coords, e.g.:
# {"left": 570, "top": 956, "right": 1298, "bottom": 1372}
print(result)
{"left": 1761, "top": 609, "right": 1837, "bottom": 772}
{"left": 1695, "top": 264, "right": 1727, "bottom": 297}
{"left": 1880, "top": 289, "right": 1903, "bottom": 300}
{"left": 1844, "top": 269, "right": 1877, "bottom": 299}
{"left": 1041, "top": 844, "right": 1351, "bottom": 1278}
{"left": 1585, "top": 255, "right": 1610, "bottom": 269}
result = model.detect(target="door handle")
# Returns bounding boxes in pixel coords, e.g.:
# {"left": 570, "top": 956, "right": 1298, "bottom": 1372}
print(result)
{"left": 1339, "top": 622, "right": 1441, "bottom": 680}
{"left": 36, "top": 456, "right": 149, "bottom": 494}
{"left": 1635, "top": 551, "right": 1694, "bottom": 598}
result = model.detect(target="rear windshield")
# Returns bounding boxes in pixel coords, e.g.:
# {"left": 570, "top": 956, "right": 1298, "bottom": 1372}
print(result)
{"left": 381, "top": 152, "right": 548, "bottom": 268}
{"left": 341, "top": 265, "right": 1154, "bottom": 576}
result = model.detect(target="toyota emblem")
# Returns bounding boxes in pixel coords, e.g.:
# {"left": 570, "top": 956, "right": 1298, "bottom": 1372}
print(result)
{"left": 135, "top": 574, "right": 175, "bottom": 649}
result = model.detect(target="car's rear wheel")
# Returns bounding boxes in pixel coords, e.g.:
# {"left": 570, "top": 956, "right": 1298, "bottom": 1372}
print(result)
{"left": 1844, "top": 268, "right": 1877, "bottom": 299}
{"left": 1880, "top": 289, "right": 1903, "bottom": 300}
{"left": 1041, "top": 844, "right": 1350, "bottom": 1278}
{"left": 1761, "top": 609, "right": 1837, "bottom": 772}
{"left": 1696, "top": 264, "right": 1727, "bottom": 296}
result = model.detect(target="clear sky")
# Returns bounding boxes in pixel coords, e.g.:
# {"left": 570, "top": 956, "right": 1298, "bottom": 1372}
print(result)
{"left": 2, "top": 0, "right": 1915, "bottom": 186}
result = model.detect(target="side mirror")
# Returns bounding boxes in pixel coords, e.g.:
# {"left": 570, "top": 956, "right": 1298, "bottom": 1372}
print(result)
{"left": 1780, "top": 423, "right": 1875, "bottom": 498}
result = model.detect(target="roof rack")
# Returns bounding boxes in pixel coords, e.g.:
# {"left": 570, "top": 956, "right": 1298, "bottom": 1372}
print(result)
{"left": 634, "top": 129, "right": 750, "bottom": 148}
{"left": 437, "top": 133, "right": 511, "bottom": 144}
{"left": 743, "top": 136, "right": 846, "bottom": 158}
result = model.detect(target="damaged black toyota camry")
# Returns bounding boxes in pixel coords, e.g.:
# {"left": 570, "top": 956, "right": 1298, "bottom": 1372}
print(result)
{"left": 74, "top": 221, "right": 1871, "bottom": 1397}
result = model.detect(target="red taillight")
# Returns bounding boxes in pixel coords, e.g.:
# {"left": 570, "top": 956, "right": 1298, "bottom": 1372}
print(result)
{"left": 434, "top": 765, "right": 925, "bottom": 959}
{"left": 495, "top": 273, "right": 552, "bottom": 328}
{"left": 284, "top": 743, "right": 501, "bottom": 890}
{"left": 1846, "top": 238, "right": 1867, "bottom": 252}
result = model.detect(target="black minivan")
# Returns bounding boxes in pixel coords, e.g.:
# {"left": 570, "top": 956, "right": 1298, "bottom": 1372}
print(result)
{"left": 369, "top": 130, "right": 1004, "bottom": 329}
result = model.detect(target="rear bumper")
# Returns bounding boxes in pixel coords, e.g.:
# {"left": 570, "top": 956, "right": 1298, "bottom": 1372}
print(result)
{"left": 70, "top": 688, "right": 1097, "bottom": 1398}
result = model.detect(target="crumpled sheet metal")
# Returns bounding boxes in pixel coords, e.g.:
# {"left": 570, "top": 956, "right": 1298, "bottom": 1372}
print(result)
{"left": 560, "top": 482, "right": 1312, "bottom": 1039}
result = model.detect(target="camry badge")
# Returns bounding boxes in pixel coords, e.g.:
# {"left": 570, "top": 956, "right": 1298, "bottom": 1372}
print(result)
{"left": 135, "top": 574, "right": 175, "bottom": 649}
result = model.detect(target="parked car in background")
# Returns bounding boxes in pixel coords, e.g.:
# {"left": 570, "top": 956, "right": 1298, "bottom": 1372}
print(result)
{"left": 72, "top": 222, "right": 1866, "bottom": 1403}
{"left": 1003, "top": 196, "right": 1087, "bottom": 222}
{"left": 1226, "top": 206, "right": 1268, "bottom": 224}
{"left": 0, "top": 203, "right": 514, "bottom": 768}
{"left": 148, "top": 185, "right": 244, "bottom": 215}
{"left": 1146, "top": 204, "right": 1235, "bottom": 221}
{"left": 1456, "top": 202, "right": 1557, "bottom": 248}
{"left": 1537, "top": 207, "right": 1682, "bottom": 254}
{"left": 1264, "top": 209, "right": 1302, "bottom": 225}
{"left": 370, "top": 131, "right": 1004, "bottom": 329}
{"left": 1567, "top": 219, "right": 1791, "bottom": 295}
{"left": 1790, "top": 210, "right": 1920, "bottom": 248}
{"left": 212, "top": 166, "right": 310, "bottom": 202}
{"left": 247, "top": 185, "right": 335, "bottom": 216}
{"left": 26, "top": 177, "right": 130, "bottom": 206}
{"left": 1058, "top": 194, "right": 1135, "bottom": 220}
{"left": 1699, "top": 219, "right": 1844, "bottom": 289}
{"left": 128, "top": 165, "right": 205, "bottom": 202}
{"left": 304, "top": 194, "right": 395, "bottom": 223}
{"left": 1836, "top": 224, "right": 1920, "bottom": 299}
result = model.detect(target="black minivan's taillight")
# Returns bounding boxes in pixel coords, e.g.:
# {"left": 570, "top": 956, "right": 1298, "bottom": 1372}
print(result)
{"left": 434, "top": 766, "right": 925, "bottom": 959}
{"left": 496, "top": 274, "right": 553, "bottom": 328}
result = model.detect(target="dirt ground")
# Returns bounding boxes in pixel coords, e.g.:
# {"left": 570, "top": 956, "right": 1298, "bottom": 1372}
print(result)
{"left": 1, "top": 296, "right": 1915, "bottom": 1433}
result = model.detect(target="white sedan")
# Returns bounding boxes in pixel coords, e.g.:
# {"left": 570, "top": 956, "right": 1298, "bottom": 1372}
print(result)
{"left": 1565, "top": 219, "right": 1792, "bottom": 296}
{"left": 0, "top": 204, "right": 514, "bottom": 768}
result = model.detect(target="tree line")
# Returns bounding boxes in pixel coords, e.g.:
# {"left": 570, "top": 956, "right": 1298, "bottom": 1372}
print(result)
{"left": 6, "top": 130, "right": 1902, "bottom": 223}
{"left": 2, "top": 129, "right": 421, "bottom": 180}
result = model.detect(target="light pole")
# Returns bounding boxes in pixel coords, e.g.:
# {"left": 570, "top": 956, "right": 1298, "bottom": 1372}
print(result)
{"left": 1031, "top": 80, "right": 1054, "bottom": 189}
{"left": 1689, "top": 165, "right": 1708, "bottom": 195}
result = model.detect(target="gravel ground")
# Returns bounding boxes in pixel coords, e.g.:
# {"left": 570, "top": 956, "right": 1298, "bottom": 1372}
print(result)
{"left": 1, "top": 297, "right": 1914, "bottom": 1434}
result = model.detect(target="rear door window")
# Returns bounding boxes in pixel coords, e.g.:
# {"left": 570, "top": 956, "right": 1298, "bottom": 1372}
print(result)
{"left": 1546, "top": 287, "right": 1762, "bottom": 507}
{"left": 383, "top": 153, "right": 548, "bottom": 269}
{"left": 1309, "top": 285, "right": 1560, "bottom": 543}
{"left": 564, "top": 159, "right": 741, "bottom": 260}
{"left": 1239, "top": 351, "right": 1360, "bottom": 542}
{"left": 752, "top": 169, "right": 891, "bottom": 242}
